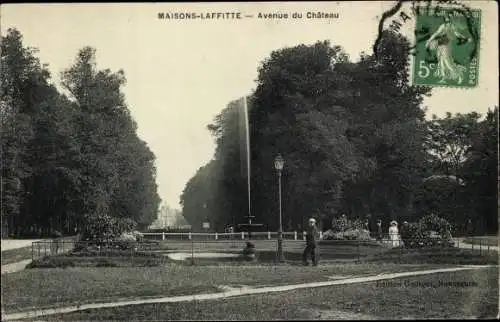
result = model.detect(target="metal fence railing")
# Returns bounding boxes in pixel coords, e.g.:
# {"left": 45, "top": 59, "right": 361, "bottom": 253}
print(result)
{"left": 30, "top": 233, "right": 498, "bottom": 265}
{"left": 31, "top": 236, "right": 79, "bottom": 260}
{"left": 141, "top": 231, "right": 316, "bottom": 241}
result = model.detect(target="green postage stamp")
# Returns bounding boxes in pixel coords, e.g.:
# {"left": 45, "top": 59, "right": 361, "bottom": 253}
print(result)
{"left": 412, "top": 6, "right": 481, "bottom": 88}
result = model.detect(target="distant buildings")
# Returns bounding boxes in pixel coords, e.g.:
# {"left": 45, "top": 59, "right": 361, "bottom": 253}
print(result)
{"left": 149, "top": 203, "right": 189, "bottom": 229}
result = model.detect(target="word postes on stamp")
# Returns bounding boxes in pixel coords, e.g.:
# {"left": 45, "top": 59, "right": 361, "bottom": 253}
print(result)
{"left": 412, "top": 6, "right": 481, "bottom": 88}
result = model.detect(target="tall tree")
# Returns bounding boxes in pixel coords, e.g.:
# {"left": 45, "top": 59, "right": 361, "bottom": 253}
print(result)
{"left": 180, "top": 160, "right": 223, "bottom": 231}
{"left": 181, "top": 31, "right": 434, "bottom": 232}
{"left": 1, "top": 28, "right": 52, "bottom": 236}
{"left": 1, "top": 32, "right": 160, "bottom": 237}
{"left": 61, "top": 46, "right": 160, "bottom": 229}
{"left": 340, "top": 31, "right": 431, "bottom": 225}
{"left": 249, "top": 41, "right": 360, "bottom": 230}
{"left": 426, "top": 111, "right": 481, "bottom": 178}
{"left": 461, "top": 107, "right": 498, "bottom": 234}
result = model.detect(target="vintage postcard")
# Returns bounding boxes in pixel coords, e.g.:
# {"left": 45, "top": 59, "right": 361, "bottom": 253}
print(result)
{"left": 1, "top": 1, "right": 498, "bottom": 321}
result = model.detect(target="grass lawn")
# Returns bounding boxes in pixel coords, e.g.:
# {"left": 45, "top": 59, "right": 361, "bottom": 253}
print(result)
{"left": 40, "top": 267, "right": 499, "bottom": 321}
{"left": 2, "top": 262, "right": 447, "bottom": 313}
{"left": 1, "top": 246, "right": 33, "bottom": 265}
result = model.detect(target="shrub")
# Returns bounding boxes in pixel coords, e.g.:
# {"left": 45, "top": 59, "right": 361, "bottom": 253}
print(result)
{"left": 81, "top": 213, "right": 138, "bottom": 244}
{"left": 330, "top": 215, "right": 364, "bottom": 233}
{"left": 331, "top": 215, "right": 349, "bottom": 232}
{"left": 400, "top": 223, "right": 425, "bottom": 248}
{"left": 117, "top": 232, "right": 137, "bottom": 242}
{"left": 132, "top": 231, "right": 144, "bottom": 242}
{"left": 115, "top": 233, "right": 138, "bottom": 250}
{"left": 344, "top": 228, "right": 371, "bottom": 240}
{"left": 419, "top": 214, "right": 453, "bottom": 236}
{"left": 26, "top": 256, "right": 76, "bottom": 269}
{"left": 401, "top": 215, "right": 454, "bottom": 249}
{"left": 322, "top": 228, "right": 371, "bottom": 240}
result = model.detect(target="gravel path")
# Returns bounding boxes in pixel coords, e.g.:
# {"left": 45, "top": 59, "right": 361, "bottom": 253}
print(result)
{"left": 1, "top": 260, "right": 32, "bottom": 275}
{"left": 1, "top": 240, "right": 42, "bottom": 252}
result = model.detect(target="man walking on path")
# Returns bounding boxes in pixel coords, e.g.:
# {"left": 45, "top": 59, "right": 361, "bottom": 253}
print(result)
{"left": 302, "top": 218, "right": 319, "bottom": 266}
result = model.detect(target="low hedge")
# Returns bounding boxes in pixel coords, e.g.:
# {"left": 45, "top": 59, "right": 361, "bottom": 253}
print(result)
{"left": 26, "top": 255, "right": 164, "bottom": 269}
{"left": 26, "top": 256, "right": 76, "bottom": 269}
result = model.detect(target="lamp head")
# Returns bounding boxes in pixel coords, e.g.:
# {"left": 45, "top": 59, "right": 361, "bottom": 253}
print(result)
{"left": 274, "top": 154, "right": 284, "bottom": 171}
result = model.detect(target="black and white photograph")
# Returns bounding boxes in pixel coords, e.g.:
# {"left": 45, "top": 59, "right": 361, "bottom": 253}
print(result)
{"left": 1, "top": 1, "right": 498, "bottom": 320}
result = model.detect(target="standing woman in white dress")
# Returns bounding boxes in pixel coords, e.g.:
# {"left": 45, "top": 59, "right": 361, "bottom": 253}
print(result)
{"left": 389, "top": 221, "right": 400, "bottom": 247}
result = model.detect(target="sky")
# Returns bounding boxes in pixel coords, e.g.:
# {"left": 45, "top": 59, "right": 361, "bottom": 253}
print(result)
{"left": 1, "top": 1, "right": 498, "bottom": 209}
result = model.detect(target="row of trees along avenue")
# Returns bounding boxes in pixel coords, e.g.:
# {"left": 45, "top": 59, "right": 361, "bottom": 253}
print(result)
{"left": 1, "top": 29, "right": 160, "bottom": 237}
{"left": 180, "top": 30, "right": 498, "bottom": 235}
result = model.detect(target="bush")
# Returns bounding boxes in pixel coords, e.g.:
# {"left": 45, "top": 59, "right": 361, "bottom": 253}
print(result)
{"left": 322, "top": 228, "right": 371, "bottom": 240}
{"left": 81, "top": 213, "right": 138, "bottom": 244}
{"left": 118, "top": 232, "right": 137, "bottom": 242}
{"left": 115, "top": 233, "right": 139, "bottom": 250}
{"left": 26, "top": 256, "right": 75, "bottom": 269}
{"left": 115, "top": 240, "right": 137, "bottom": 250}
{"left": 331, "top": 215, "right": 349, "bottom": 232}
{"left": 419, "top": 214, "right": 453, "bottom": 236}
{"left": 344, "top": 228, "right": 371, "bottom": 240}
{"left": 330, "top": 215, "right": 364, "bottom": 233}
{"left": 401, "top": 215, "right": 454, "bottom": 249}
{"left": 132, "top": 231, "right": 144, "bottom": 242}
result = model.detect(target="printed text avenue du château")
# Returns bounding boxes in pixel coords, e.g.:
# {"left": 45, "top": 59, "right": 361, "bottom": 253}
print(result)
{"left": 257, "top": 12, "right": 339, "bottom": 19}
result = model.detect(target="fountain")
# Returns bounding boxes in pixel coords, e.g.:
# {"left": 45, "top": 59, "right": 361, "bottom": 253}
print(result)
{"left": 167, "top": 95, "right": 262, "bottom": 264}
{"left": 237, "top": 95, "right": 263, "bottom": 258}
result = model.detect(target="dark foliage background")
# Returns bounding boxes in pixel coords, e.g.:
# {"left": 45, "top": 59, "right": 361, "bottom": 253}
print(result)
{"left": 180, "top": 31, "right": 498, "bottom": 235}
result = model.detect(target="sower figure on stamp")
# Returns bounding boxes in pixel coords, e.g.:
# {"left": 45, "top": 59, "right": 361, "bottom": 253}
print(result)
{"left": 425, "top": 13, "right": 472, "bottom": 85}
{"left": 302, "top": 217, "right": 319, "bottom": 266}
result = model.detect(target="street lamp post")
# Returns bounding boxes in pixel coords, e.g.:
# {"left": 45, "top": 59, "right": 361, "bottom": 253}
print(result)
{"left": 274, "top": 154, "right": 285, "bottom": 262}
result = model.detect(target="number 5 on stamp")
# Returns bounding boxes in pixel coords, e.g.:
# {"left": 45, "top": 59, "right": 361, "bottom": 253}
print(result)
{"left": 412, "top": 7, "right": 481, "bottom": 88}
